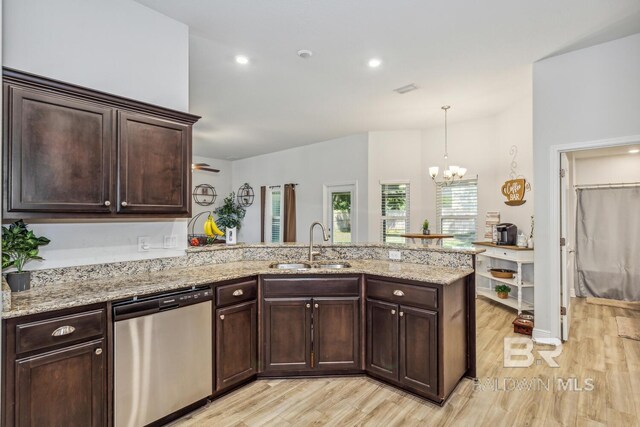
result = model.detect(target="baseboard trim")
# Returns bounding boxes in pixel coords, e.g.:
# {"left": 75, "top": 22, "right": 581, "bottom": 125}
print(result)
{"left": 532, "top": 328, "right": 557, "bottom": 344}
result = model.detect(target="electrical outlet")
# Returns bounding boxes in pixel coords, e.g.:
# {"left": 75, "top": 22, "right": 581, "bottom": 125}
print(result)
{"left": 163, "top": 235, "right": 177, "bottom": 249}
{"left": 138, "top": 236, "right": 150, "bottom": 252}
{"left": 388, "top": 250, "right": 401, "bottom": 260}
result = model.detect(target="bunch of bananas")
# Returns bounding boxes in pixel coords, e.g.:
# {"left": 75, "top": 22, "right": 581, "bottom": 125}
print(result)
{"left": 204, "top": 215, "right": 225, "bottom": 238}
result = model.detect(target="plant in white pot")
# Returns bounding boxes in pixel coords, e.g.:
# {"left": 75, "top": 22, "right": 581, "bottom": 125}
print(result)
{"left": 2, "top": 220, "right": 50, "bottom": 292}
{"left": 214, "top": 192, "right": 246, "bottom": 245}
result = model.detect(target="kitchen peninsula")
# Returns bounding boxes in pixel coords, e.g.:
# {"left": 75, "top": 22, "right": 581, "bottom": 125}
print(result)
{"left": 1, "top": 243, "right": 481, "bottom": 426}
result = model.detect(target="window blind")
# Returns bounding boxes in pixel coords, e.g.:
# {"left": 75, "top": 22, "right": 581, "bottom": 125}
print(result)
{"left": 380, "top": 183, "right": 410, "bottom": 243}
{"left": 436, "top": 179, "right": 477, "bottom": 248}
{"left": 270, "top": 188, "right": 282, "bottom": 243}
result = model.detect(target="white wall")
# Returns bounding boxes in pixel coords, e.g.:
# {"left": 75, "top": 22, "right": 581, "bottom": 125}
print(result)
{"left": 574, "top": 154, "right": 640, "bottom": 185}
{"left": 533, "top": 33, "right": 640, "bottom": 340}
{"left": 232, "top": 134, "right": 369, "bottom": 243}
{"left": 3, "top": 0, "right": 192, "bottom": 269}
{"left": 190, "top": 155, "right": 233, "bottom": 234}
{"left": 368, "top": 87, "right": 534, "bottom": 244}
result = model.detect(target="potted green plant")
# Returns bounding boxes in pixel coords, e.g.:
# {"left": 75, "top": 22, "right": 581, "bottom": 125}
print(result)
{"left": 214, "top": 192, "right": 246, "bottom": 244}
{"left": 422, "top": 219, "right": 430, "bottom": 235}
{"left": 2, "top": 220, "right": 50, "bottom": 292}
{"left": 495, "top": 284, "right": 511, "bottom": 299}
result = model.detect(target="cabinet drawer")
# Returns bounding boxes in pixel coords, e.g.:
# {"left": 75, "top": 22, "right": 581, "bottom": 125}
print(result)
{"left": 16, "top": 309, "right": 105, "bottom": 354}
{"left": 217, "top": 279, "right": 257, "bottom": 307}
{"left": 263, "top": 276, "right": 360, "bottom": 297}
{"left": 366, "top": 279, "right": 438, "bottom": 310}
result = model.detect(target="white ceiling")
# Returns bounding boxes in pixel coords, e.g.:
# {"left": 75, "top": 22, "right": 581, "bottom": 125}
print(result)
{"left": 135, "top": 0, "right": 640, "bottom": 160}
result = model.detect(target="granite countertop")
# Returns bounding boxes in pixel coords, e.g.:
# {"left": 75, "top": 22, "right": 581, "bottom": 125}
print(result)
{"left": 2, "top": 260, "right": 474, "bottom": 319}
{"left": 186, "top": 242, "right": 485, "bottom": 255}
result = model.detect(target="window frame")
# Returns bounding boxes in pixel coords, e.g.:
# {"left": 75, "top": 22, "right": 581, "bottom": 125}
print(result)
{"left": 265, "top": 185, "right": 283, "bottom": 243}
{"left": 380, "top": 181, "right": 411, "bottom": 243}
{"left": 436, "top": 178, "right": 478, "bottom": 248}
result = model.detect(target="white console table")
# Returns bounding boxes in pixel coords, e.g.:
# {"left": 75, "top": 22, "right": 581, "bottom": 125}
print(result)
{"left": 473, "top": 242, "right": 534, "bottom": 315}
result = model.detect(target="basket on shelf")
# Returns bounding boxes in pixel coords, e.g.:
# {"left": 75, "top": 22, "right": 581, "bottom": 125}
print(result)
{"left": 187, "top": 211, "right": 225, "bottom": 246}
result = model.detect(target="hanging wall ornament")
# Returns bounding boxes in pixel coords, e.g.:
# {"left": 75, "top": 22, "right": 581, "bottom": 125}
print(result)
{"left": 501, "top": 145, "right": 531, "bottom": 206}
{"left": 193, "top": 184, "right": 217, "bottom": 206}
{"left": 236, "top": 183, "right": 255, "bottom": 207}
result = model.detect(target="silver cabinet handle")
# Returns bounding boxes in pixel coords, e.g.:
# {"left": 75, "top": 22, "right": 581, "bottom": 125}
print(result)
{"left": 393, "top": 290, "right": 405, "bottom": 297}
{"left": 391, "top": 309, "right": 396, "bottom": 315}
{"left": 104, "top": 201, "right": 111, "bottom": 206}
{"left": 306, "top": 303, "right": 311, "bottom": 308}
{"left": 121, "top": 201, "right": 128, "bottom": 207}
{"left": 95, "top": 348, "right": 103, "bottom": 355}
{"left": 232, "top": 289, "right": 244, "bottom": 297}
{"left": 314, "top": 303, "right": 319, "bottom": 308}
{"left": 399, "top": 312, "right": 404, "bottom": 317}
{"left": 220, "top": 314, "right": 225, "bottom": 320}
{"left": 52, "top": 326, "right": 75, "bottom": 337}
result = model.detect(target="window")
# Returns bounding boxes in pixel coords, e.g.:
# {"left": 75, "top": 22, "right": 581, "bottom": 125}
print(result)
{"left": 266, "top": 186, "right": 282, "bottom": 243}
{"left": 380, "top": 183, "right": 410, "bottom": 243}
{"left": 436, "top": 179, "right": 478, "bottom": 248}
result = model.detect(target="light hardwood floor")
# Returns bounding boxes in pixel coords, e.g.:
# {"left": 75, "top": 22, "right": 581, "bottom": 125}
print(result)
{"left": 171, "top": 298, "right": 640, "bottom": 427}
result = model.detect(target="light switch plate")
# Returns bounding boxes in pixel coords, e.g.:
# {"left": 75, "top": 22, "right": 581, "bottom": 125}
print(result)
{"left": 388, "top": 250, "right": 401, "bottom": 260}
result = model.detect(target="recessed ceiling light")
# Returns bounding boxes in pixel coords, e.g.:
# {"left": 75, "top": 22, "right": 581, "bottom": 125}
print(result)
{"left": 368, "top": 58, "right": 382, "bottom": 68}
{"left": 235, "top": 55, "right": 249, "bottom": 65}
{"left": 297, "top": 49, "right": 313, "bottom": 59}
{"left": 629, "top": 148, "right": 639, "bottom": 154}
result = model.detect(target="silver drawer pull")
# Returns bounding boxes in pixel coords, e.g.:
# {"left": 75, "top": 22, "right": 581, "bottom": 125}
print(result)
{"left": 232, "top": 289, "right": 244, "bottom": 297}
{"left": 399, "top": 312, "right": 404, "bottom": 317}
{"left": 393, "top": 290, "right": 405, "bottom": 297}
{"left": 220, "top": 315, "right": 225, "bottom": 320}
{"left": 391, "top": 309, "right": 396, "bottom": 315}
{"left": 52, "top": 325, "right": 76, "bottom": 337}
{"left": 95, "top": 348, "right": 103, "bottom": 355}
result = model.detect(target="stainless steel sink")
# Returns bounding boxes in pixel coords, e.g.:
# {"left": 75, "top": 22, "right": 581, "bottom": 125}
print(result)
{"left": 269, "top": 262, "right": 312, "bottom": 270}
{"left": 313, "top": 262, "right": 352, "bottom": 269}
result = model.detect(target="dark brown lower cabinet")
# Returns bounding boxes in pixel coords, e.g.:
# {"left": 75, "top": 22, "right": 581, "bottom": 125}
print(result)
{"left": 313, "top": 297, "right": 359, "bottom": 370}
{"left": 399, "top": 305, "right": 438, "bottom": 395}
{"left": 366, "top": 298, "right": 438, "bottom": 397}
{"left": 215, "top": 300, "right": 257, "bottom": 391}
{"left": 365, "top": 299, "right": 398, "bottom": 381}
{"left": 263, "top": 295, "right": 360, "bottom": 375}
{"left": 15, "top": 339, "right": 105, "bottom": 427}
{"left": 264, "top": 298, "right": 312, "bottom": 373}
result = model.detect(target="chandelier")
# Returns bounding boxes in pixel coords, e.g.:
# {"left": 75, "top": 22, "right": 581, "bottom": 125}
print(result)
{"left": 429, "top": 105, "right": 466, "bottom": 185}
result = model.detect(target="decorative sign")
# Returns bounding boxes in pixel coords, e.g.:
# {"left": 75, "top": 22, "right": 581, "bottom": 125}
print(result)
{"left": 502, "top": 145, "right": 531, "bottom": 206}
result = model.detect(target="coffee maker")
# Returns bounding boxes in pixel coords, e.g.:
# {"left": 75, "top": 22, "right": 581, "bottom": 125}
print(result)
{"left": 496, "top": 223, "right": 517, "bottom": 246}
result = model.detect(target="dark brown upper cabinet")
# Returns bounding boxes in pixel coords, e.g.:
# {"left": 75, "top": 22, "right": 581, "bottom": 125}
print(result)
{"left": 2, "top": 67, "right": 199, "bottom": 220}
{"left": 117, "top": 112, "right": 190, "bottom": 215}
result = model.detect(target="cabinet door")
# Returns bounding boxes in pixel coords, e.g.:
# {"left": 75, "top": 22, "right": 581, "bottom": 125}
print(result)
{"left": 117, "top": 111, "right": 190, "bottom": 215}
{"left": 263, "top": 298, "right": 312, "bottom": 373}
{"left": 399, "top": 305, "right": 438, "bottom": 395}
{"left": 216, "top": 300, "right": 257, "bottom": 391}
{"left": 366, "top": 299, "right": 399, "bottom": 381}
{"left": 5, "top": 86, "right": 114, "bottom": 213}
{"left": 313, "top": 297, "right": 359, "bottom": 371}
{"left": 14, "top": 339, "right": 105, "bottom": 427}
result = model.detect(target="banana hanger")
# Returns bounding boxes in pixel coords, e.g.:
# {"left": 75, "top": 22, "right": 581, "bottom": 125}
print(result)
{"left": 187, "top": 211, "right": 223, "bottom": 246}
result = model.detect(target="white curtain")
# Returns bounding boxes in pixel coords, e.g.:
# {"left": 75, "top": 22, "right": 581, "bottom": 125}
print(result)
{"left": 575, "top": 186, "right": 640, "bottom": 301}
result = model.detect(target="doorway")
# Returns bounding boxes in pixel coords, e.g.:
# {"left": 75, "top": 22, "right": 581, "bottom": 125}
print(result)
{"left": 323, "top": 183, "right": 358, "bottom": 244}
{"left": 554, "top": 135, "right": 640, "bottom": 341}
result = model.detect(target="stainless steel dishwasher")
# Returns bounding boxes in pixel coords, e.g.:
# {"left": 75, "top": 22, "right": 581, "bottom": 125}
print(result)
{"left": 113, "top": 287, "right": 213, "bottom": 427}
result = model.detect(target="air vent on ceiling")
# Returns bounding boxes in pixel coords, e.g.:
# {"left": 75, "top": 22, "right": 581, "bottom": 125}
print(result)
{"left": 394, "top": 84, "right": 418, "bottom": 94}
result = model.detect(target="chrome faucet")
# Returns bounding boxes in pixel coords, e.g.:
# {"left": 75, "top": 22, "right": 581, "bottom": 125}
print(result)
{"left": 309, "top": 221, "right": 330, "bottom": 262}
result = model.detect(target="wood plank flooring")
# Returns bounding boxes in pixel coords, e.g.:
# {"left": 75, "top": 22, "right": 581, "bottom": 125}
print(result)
{"left": 171, "top": 298, "right": 640, "bottom": 426}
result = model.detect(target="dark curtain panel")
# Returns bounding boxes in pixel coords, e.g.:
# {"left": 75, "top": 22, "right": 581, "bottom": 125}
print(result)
{"left": 576, "top": 186, "right": 640, "bottom": 301}
{"left": 283, "top": 184, "right": 297, "bottom": 242}
{"left": 260, "top": 186, "right": 266, "bottom": 243}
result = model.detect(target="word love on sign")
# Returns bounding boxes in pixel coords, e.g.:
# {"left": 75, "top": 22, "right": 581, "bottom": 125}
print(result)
{"left": 501, "top": 178, "right": 531, "bottom": 206}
